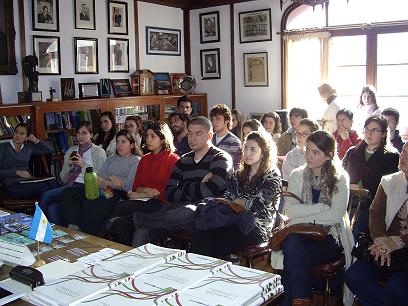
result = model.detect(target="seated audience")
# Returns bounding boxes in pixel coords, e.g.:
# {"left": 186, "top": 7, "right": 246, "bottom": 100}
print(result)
{"left": 105, "top": 121, "right": 179, "bottom": 244}
{"left": 241, "top": 118, "right": 267, "bottom": 141}
{"left": 169, "top": 111, "right": 191, "bottom": 156}
{"left": 231, "top": 109, "right": 243, "bottom": 137}
{"left": 271, "top": 131, "right": 353, "bottom": 306}
{"left": 177, "top": 95, "right": 193, "bottom": 115}
{"left": 0, "top": 123, "right": 58, "bottom": 199}
{"left": 39, "top": 121, "right": 106, "bottom": 224}
{"left": 345, "top": 142, "right": 408, "bottom": 306}
{"left": 260, "top": 111, "right": 282, "bottom": 142}
{"left": 93, "top": 111, "right": 116, "bottom": 155}
{"left": 210, "top": 104, "right": 242, "bottom": 168}
{"left": 354, "top": 85, "right": 381, "bottom": 136}
{"left": 131, "top": 116, "right": 233, "bottom": 247}
{"left": 124, "top": 115, "right": 143, "bottom": 147}
{"left": 60, "top": 130, "right": 139, "bottom": 234}
{"left": 333, "top": 109, "right": 361, "bottom": 159}
{"left": 278, "top": 107, "right": 308, "bottom": 156}
{"left": 190, "top": 131, "right": 282, "bottom": 259}
{"left": 282, "top": 118, "right": 319, "bottom": 180}
{"left": 382, "top": 107, "right": 405, "bottom": 153}
{"left": 318, "top": 83, "right": 340, "bottom": 133}
{"left": 343, "top": 115, "right": 399, "bottom": 235}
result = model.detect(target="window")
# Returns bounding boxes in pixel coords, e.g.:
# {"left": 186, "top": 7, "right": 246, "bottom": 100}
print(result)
{"left": 283, "top": 1, "right": 408, "bottom": 127}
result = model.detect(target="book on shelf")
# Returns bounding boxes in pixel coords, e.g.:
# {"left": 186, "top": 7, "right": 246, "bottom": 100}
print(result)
{"left": 163, "top": 264, "right": 283, "bottom": 306}
{"left": 44, "top": 110, "right": 100, "bottom": 132}
{"left": 47, "top": 131, "right": 77, "bottom": 155}
{"left": 0, "top": 114, "right": 31, "bottom": 137}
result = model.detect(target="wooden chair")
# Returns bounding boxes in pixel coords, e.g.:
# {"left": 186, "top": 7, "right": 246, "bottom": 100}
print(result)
{"left": 0, "top": 154, "right": 52, "bottom": 214}
{"left": 310, "top": 187, "right": 369, "bottom": 306}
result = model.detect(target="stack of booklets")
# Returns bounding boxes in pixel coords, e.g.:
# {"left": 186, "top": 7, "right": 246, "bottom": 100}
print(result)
{"left": 163, "top": 264, "right": 284, "bottom": 306}
{"left": 30, "top": 244, "right": 283, "bottom": 306}
{"left": 30, "top": 244, "right": 185, "bottom": 306}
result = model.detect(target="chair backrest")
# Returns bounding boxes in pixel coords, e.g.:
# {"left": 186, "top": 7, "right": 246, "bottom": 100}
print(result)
{"left": 348, "top": 187, "right": 369, "bottom": 230}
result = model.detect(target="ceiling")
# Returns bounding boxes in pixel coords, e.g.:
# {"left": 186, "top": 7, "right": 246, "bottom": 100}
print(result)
{"left": 138, "top": 0, "right": 255, "bottom": 10}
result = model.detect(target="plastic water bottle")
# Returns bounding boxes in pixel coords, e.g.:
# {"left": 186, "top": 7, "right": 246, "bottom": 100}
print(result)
{"left": 84, "top": 167, "right": 99, "bottom": 200}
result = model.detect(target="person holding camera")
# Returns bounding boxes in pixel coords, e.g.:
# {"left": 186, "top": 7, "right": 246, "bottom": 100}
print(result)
{"left": 345, "top": 142, "right": 408, "bottom": 306}
{"left": 38, "top": 121, "right": 106, "bottom": 225}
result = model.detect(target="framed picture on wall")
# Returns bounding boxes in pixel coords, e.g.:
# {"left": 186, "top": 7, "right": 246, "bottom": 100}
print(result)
{"left": 108, "top": 38, "right": 129, "bottom": 72}
{"left": 146, "top": 26, "right": 181, "bottom": 56}
{"left": 199, "top": 11, "right": 220, "bottom": 44}
{"left": 74, "top": 37, "right": 98, "bottom": 74}
{"left": 33, "top": 35, "right": 61, "bottom": 75}
{"left": 74, "top": 0, "right": 95, "bottom": 30}
{"left": 243, "top": 52, "right": 268, "bottom": 87}
{"left": 239, "top": 8, "right": 272, "bottom": 43}
{"left": 108, "top": 0, "right": 128, "bottom": 35}
{"left": 32, "top": 0, "right": 59, "bottom": 31}
{"left": 200, "top": 48, "right": 221, "bottom": 80}
{"left": 111, "top": 79, "right": 132, "bottom": 97}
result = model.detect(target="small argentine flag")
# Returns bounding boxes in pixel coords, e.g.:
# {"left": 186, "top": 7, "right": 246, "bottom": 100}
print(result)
{"left": 28, "top": 203, "right": 53, "bottom": 244}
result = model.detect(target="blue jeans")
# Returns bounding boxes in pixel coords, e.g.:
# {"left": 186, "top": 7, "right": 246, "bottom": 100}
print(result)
{"left": 39, "top": 185, "right": 65, "bottom": 225}
{"left": 6, "top": 179, "right": 59, "bottom": 200}
{"left": 281, "top": 233, "right": 343, "bottom": 306}
{"left": 345, "top": 260, "right": 408, "bottom": 306}
{"left": 132, "top": 204, "right": 197, "bottom": 247}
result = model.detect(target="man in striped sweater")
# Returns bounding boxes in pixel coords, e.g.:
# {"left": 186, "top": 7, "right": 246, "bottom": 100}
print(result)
{"left": 132, "top": 116, "right": 234, "bottom": 247}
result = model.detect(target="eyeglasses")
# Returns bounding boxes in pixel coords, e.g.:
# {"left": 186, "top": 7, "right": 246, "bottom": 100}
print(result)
{"left": 364, "top": 127, "right": 383, "bottom": 134}
{"left": 295, "top": 132, "right": 311, "bottom": 137}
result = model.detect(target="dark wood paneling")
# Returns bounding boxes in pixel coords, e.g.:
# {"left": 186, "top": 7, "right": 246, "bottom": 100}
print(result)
{"left": 134, "top": 1, "right": 140, "bottom": 69}
{"left": 183, "top": 9, "right": 191, "bottom": 75}
{"left": 138, "top": 0, "right": 255, "bottom": 10}
{"left": 230, "top": 4, "right": 235, "bottom": 109}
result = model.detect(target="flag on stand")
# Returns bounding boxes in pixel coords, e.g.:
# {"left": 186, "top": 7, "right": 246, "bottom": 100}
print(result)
{"left": 28, "top": 203, "right": 53, "bottom": 244}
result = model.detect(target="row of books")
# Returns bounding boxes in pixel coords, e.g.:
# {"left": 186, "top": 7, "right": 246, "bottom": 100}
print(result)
{"left": 47, "top": 131, "right": 77, "bottom": 155}
{"left": 44, "top": 110, "right": 100, "bottom": 132}
{"left": 31, "top": 243, "right": 283, "bottom": 306}
{"left": 114, "top": 106, "right": 160, "bottom": 125}
{"left": 0, "top": 115, "right": 31, "bottom": 137}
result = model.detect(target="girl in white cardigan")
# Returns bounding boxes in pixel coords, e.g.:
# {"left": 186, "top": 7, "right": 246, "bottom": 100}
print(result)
{"left": 271, "top": 130, "right": 354, "bottom": 306}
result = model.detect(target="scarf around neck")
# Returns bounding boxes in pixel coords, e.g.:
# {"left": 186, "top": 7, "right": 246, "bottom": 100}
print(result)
{"left": 301, "top": 166, "right": 332, "bottom": 206}
{"left": 65, "top": 142, "right": 93, "bottom": 186}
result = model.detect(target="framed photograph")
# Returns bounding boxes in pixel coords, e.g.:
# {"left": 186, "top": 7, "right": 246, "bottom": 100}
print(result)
{"left": 74, "top": 0, "right": 95, "bottom": 30}
{"left": 33, "top": 35, "right": 61, "bottom": 75}
{"left": 170, "top": 73, "right": 186, "bottom": 94}
{"left": 243, "top": 52, "right": 268, "bottom": 87}
{"left": 32, "top": 0, "right": 59, "bottom": 31}
{"left": 1, "top": 0, "right": 17, "bottom": 75}
{"left": 108, "top": 0, "right": 128, "bottom": 35}
{"left": 78, "top": 82, "right": 100, "bottom": 99}
{"left": 199, "top": 11, "right": 220, "bottom": 44}
{"left": 154, "top": 72, "right": 172, "bottom": 95}
{"left": 60, "top": 78, "right": 75, "bottom": 100}
{"left": 200, "top": 48, "right": 221, "bottom": 80}
{"left": 74, "top": 37, "right": 98, "bottom": 74}
{"left": 146, "top": 26, "right": 181, "bottom": 56}
{"left": 108, "top": 38, "right": 129, "bottom": 72}
{"left": 239, "top": 9, "right": 272, "bottom": 43}
{"left": 110, "top": 79, "right": 132, "bottom": 97}
{"left": 100, "top": 78, "right": 111, "bottom": 98}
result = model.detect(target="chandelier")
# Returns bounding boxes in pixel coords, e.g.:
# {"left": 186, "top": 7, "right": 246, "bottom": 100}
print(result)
{"left": 280, "top": 0, "right": 329, "bottom": 10}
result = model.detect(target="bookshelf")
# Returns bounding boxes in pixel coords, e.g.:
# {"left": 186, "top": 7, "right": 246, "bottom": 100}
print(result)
{"left": 0, "top": 104, "right": 35, "bottom": 140}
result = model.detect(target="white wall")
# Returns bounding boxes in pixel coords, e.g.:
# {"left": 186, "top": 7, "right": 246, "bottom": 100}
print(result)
{"left": 190, "top": 5, "right": 232, "bottom": 110}
{"left": 138, "top": 2, "right": 184, "bottom": 73}
{"left": 190, "top": 0, "right": 285, "bottom": 115}
{"left": 0, "top": 0, "right": 22, "bottom": 104}
{"left": 1, "top": 0, "right": 136, "bottom": 104}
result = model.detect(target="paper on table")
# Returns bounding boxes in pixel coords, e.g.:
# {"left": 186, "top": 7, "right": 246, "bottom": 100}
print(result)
{"left": 0, "top": 210, "right": 10, "bottom": 217}
{"left": 37, "top": 260, "right": 88, "bottom": 283}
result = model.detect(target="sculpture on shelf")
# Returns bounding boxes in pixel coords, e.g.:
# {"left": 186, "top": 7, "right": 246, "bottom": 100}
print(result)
{"left": 22, "top": 55, "right": 39, "bottom": 93}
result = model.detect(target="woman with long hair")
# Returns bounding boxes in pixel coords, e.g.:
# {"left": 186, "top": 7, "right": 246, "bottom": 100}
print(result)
{"left": 231, "top": 109, "right": 243, "bottom": 138}
{"left": 343, "top": 115, "right": 399, "bottom": 235}
{"left": 260, "top": 111, "right": 282, "bottom": 143}
{"left": 190, "top": 131, "right": 282, "bottom": 259}
{"left": 60, "top": 130, "right": 140, "bottom": 234}
{"left": 271, "top": 131, "right": 354, "bottom": 306}
{"left": 354, "top": 85, "right": 382, "bottom": 135}
{"left": 39, "top": 121, "right": 106, "bottom": 224}
{"left": 93, "top": 111, "right": 117, "bottom": 155}
{"left": 105, "top": 121, "right": 180, "bottom": 245}
{"left": 240, "top": 118, "right": 267, "bottom": 142}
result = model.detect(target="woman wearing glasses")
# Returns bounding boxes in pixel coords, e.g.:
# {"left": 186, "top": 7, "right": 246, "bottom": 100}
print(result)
{"left": 282, "top": 119, "right": 319, "bottom": 180}
{"left": 343, "top": 115, "right": 399, "bottom": 235}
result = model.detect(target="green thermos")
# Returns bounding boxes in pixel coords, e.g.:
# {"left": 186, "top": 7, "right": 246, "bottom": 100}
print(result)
{"left": 84, "top": 167, "right": 99, "bottom": 200}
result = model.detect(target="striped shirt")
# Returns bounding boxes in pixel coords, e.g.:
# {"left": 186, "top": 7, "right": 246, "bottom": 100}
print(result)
{"left": 212, "top": 131, "right": 242, "bottom": 169}
{"left": 166, "top": 146, "right": 233, "bottom": 205}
